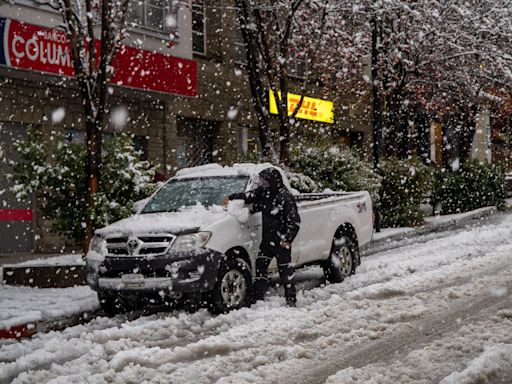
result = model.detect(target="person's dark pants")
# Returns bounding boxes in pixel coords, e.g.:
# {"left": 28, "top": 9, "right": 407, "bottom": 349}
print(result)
{"left": 253, "top": 242, "right": 296, "bottom": 303}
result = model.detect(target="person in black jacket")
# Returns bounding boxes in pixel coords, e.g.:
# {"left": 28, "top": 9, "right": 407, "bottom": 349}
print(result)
{"left": 224, "top": 167, "right": 301, "bottom": 306}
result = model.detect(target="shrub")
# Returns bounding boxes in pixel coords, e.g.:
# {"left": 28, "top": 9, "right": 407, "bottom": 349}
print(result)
{"left": 287, "top": 171, "right": 323, "bottom": 193}
{"left": 432, "top": 160, "right": 505, "bottom": 214}
{"left": 7, "top": 127, "right": 156, "bottom": 242}
{"left": 379, "top": 157, "right": 431, "bottom": 228}
{"left": 289, "top": 145, "right": 381, "bottom": 203}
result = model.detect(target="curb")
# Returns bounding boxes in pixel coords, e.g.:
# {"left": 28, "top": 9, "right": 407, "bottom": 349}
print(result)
{"left": 0, "top": 309, "right": 100, "bottom": 340}
{"left": 2, "top": 265, "right": 86, "bottom": 288}
{"left": 0, "top": 323, "right": 37, "bottom": 339}
{"left": 362, "top": 206, "right": 498, "bottom": 257}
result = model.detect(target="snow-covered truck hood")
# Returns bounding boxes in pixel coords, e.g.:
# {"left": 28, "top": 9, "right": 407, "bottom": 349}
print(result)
{"left": 95, "top": 206, "right": 229, "bottom": 237}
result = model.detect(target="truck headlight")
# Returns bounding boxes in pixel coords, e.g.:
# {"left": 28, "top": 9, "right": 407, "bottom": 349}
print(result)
{"left": 86, "top": 235, "right": 106, "bottom": 275}
{"left": 172, "top": 232, "right": 211, "bottom": 251}
{"left": 89, "top": 235, "right": 105, "bottom": 254}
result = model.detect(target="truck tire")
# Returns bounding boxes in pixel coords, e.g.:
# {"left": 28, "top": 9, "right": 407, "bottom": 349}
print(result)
{"left": 98, "top": 291, "right": 127, "bottom": 316}
{"left": 323, "top": 235, "right": 357, "bottom": 284}
{"left": 207, "top": 257, "right": 252, "bottom": 314}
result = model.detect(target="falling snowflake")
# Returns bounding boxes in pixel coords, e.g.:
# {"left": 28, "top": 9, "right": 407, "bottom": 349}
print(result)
{"left": 110, "top": 106, "right": 129, "bottom": 130}
{"left": 51, "top": 107, "right": 65, "bottom": 124}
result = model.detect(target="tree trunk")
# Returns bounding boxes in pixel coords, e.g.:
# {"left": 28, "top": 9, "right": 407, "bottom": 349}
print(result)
{"left": 371, "top": 16, "right": 382, "bottom": 233}
{"left": 279, "top": 120, "right": 291, "bottom": 165}
{"left": 235, "top": 0, "right": 275, "bottom": 161}
{"left": 371, "top": 17, "right": 383, "bottom": 170}
{"left": 82, "top": 115, "right": 101, "bottom": 255}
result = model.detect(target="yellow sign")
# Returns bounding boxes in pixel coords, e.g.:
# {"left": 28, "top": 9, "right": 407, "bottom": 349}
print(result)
{"left": 269, "top": 91, "right": 334, "bottom": 124}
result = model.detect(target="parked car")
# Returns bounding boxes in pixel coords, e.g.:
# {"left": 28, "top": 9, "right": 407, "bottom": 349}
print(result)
{"left": 86, "top": 163, "right": 373, "bottom": 314}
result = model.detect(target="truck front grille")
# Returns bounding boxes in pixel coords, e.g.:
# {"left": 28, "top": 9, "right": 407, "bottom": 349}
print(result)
{"left": 105, "top": 234, "right": 175, "bottom": 257}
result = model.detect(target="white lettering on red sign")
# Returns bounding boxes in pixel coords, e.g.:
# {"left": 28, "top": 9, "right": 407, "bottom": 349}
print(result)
{"left": 11, "top": 33, "right": 72, "bottom": 68}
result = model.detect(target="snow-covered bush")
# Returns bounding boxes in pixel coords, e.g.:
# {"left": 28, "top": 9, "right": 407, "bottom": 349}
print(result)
{"left": 287, "top": 172, "right": 323, "bottom": 193}
{"left": 289, "top": 145, "right": 381, "bottom": 202}
{"left": 7, "top": 127, "right": 156, "bottom": 242}
{"left": 432, "top": 160, "right": 505, "bottom": 214}
{"left": 379, "top": 157, "right": 431, "bottom": 228}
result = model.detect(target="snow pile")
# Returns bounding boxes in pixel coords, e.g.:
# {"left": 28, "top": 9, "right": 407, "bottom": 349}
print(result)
{"left": 440, "top": 344, "right": 512, "bottom": 384}
{"left": 0, "top": 286, "right": 98, "bottom": 330}
{"left": 95, "top": 205, "right": 227, "bottom": 236}
{"left": 3, "top": 254, "right": 84, "bottom": 268}
{"left": 226, "top": 200, "right": 249, "bottom": 223}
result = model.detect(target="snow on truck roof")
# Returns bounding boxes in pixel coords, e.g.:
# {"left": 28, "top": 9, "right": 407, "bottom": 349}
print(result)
{"left": 175, "top": 163, "right": 276, "bottom": 179}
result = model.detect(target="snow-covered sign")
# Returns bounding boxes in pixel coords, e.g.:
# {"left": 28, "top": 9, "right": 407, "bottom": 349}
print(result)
{"left": 0, "top": 17, "right": 197, "bottom": 96}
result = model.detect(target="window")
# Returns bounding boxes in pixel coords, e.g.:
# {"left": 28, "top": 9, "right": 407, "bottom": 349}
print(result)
{"left": 287, "top": 54, "right": 308, "bottom": 78}
{"left": 142, "top": 177, "right": 249, "bottom": 213}
{"left": 133, "top": 135, "right": 149, "bottom": 161}
{"left": 192, "top": 0, "right": 206, "bottom": 54}
{"left": 238, "top": 125, "right": 260, "bottom": 159}
{"left": 64, "top": 130, "right": 85, "bottom": 144}
{"left": 129, "top": 0, "right": 167, "bottom": 31}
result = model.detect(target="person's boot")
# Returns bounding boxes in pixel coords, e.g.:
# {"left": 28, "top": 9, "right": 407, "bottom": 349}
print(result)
{"left": 252, "top": 278, "right": 267, "bottom": 304}
{"left": 286, "top": 297, "right": 296, "bottom": 307}
{"left": 251, "top": 292, "right": 265, "bottom": 305}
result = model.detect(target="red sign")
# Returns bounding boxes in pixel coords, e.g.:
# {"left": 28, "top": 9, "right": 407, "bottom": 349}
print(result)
{"left": 0, "top": 18, "right": 196, "bottom": 97}
{"left": 111, "top": 44, "right": 196, "bottom": 96}
{"left": 0, "top": 209, "right": 33, "bottom": 222}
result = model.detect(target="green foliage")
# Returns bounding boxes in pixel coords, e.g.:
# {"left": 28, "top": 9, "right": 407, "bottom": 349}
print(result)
{"left": 8, "top": 127, "right": 156, "bottom": 242}
{"left": 289, "top": 144, "right": 381, "bottom": 203}
{"left": 287, "top": 171, "right": 323, "bottom": 193}
{"left": 239, "top": 149, "right": 261, "bottom": 164}
{"left": 431, "top": 160, "right": 505, "bottom": 214}
{"left": 8, "top": 127, "right": 48, "bottom": 202}
{"left": 379, "top": 157, "right": 431, "bottom": 228}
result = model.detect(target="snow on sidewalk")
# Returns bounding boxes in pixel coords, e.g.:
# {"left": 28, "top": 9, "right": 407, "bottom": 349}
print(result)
{"left": 371, "top": 206, "right": 496, "bottom": 244}
{"left": 371, "top": 227, "right": 414, "bottom": 242}
{"left": 2, "top": 254, "right": 85, "bottom": 268}
{"left": 0, "top": 285, "right": 98, "bottom": 335}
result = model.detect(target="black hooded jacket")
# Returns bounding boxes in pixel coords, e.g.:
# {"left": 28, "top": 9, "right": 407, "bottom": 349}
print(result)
{"left": 230, "top": 168, "right": 301, "bottom": 246}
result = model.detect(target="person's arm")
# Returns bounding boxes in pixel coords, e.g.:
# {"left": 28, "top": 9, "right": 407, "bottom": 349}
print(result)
{"left": 280, "top": 194, "right": 301, "bottom": 247}
{"left": 224, "top": 188, "right": 263, "bottom": 210}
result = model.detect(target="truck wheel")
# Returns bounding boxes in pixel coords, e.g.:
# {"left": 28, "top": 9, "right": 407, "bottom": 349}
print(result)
{"left": 207, "top": 258, "right": 252, "bottom": 314}
{"left": 98, "top": 291, "right": 127, "bottom": 316}
{"left": 323, "top": 235, "right": 357, "bottom": 284}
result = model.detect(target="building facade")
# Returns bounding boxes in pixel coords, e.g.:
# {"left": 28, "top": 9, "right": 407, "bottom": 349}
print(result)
{"left": 0, "top": 0, "right": 372, "bottom": 254}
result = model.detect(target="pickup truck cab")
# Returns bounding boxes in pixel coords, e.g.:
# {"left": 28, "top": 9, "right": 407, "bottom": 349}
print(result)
{"left": 86, "top": 163, "right": 373, "bottom": 313}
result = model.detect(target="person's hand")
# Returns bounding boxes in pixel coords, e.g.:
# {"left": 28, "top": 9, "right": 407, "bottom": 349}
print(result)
{"left": 222, "top": 196, "right": 230, "bottom": 208}
{"left": 280, "top": 240, "right": 291, "bottom": 249}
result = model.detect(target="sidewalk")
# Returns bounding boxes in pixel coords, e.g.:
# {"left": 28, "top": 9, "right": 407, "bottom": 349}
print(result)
{"left": 0, "top": 205, "right": 500, "bottom": 340}
{"left": 362, "top": 206, "right": 497, "bottom": 256}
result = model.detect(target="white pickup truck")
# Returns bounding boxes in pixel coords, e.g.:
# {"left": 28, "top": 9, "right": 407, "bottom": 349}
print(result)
{"left": 86, "top": 163, "right": 373, "bottom": 314}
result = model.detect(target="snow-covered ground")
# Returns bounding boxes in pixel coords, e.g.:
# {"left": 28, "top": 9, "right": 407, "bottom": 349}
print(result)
{"left": 370, "top": 227, "right": 414, "bottom": 241}
{"left": 1, "top": 213, "right": 512, "bottom": 383}
{"left": 0, "top": 286, "right": 97, "bottom": 330}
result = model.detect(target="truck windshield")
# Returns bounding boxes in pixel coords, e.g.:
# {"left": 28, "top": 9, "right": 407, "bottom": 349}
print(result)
{"left": 141, "top": 176, "right": 249, "bottom": 213}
